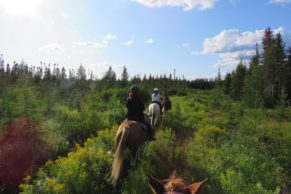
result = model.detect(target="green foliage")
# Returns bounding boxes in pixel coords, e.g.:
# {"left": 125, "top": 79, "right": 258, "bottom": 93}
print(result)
{"left": 20, "top": 129, "right": 115, "bottom": 194}
{"left": 16, "top": 89, "right": 291, "bottom": 194}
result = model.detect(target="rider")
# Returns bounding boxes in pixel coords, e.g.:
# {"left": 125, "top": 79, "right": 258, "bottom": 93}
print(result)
{"left": 151, "top": 88, "right": 162, "bottom": 114}
{"left": 126, "top": 85, "right": 156, "bottom": 141}
{"left": 161, "top": 88, "right": 171, "bottom": 111}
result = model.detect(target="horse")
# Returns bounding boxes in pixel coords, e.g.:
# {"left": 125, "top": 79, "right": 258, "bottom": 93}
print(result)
{"left": 161, "top": 98, "right": 172, "bottom": 114}
{"left": 148, "top": 174, "right": 207, "bottom": 194}
{"left": 149, "top": 103, "right": 161, "bottom": 127}
{"left": 109, "top": 114, "right": 150, "bottom": 186}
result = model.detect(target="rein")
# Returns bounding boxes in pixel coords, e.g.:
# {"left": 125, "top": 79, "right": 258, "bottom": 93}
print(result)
{"left": 163, "top": 192, "right": 185, "bottom": 194}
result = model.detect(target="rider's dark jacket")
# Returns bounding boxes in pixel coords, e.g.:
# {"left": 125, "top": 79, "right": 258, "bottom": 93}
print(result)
{"left": 126, "top": 92, "right": 145, "bottom": 122}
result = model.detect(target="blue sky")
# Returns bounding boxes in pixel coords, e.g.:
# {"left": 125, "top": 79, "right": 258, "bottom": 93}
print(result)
{"left": 0, "top": 0, "right": 291, "bottom": 79}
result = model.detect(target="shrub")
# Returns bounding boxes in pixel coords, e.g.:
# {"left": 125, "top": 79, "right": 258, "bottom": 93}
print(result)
{"left": 20, "top": 129, "right": 115, "bottom": 194}
{"left": 0, "top": 118, "right": 50, "bottom": 192}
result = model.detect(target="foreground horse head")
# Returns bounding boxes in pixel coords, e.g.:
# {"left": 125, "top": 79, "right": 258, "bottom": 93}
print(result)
{"left": 148, "top": 174, "right": 207, "bottom": 194}
{"left": 149, "top": 103, "right": 161, "bottom": 127}
{"left": 109, "top": 115, "right": 149, "bottom": 186}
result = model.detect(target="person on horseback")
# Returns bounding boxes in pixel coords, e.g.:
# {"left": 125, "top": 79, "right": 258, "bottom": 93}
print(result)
{"left": 151, "top": 88, "right": 162, "bottom": 114}
{"left": 161, "top": 89, "right": 172, "bottom": 112}
{"left": 126, "top": 85, "right": 156, "bottom": 141}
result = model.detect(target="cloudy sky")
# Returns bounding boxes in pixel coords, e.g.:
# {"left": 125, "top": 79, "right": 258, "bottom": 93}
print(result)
{"left": 0, "top": 0, "right": 290, "bottom": 79}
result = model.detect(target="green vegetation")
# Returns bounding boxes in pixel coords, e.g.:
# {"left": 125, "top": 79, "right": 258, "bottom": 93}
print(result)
{"left": 14, "top": 91, "right": 290, "bottom": 194}
{"left": 0, "top": 27, "right": 291, "bottom": 193}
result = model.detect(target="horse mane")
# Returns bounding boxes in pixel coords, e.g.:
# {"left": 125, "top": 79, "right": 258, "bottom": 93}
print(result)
{"left": 164, "top": 172, "right": 187, "bottom": 191}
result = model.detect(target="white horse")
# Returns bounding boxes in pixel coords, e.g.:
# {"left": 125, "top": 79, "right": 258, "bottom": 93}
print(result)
{"left": 148, "top": 103, "right": 161, "bottom": 128}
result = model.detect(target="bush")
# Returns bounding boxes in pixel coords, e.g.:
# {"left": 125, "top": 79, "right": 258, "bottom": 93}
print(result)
{"left": 0, "top": 118, "right": 51, "bottom": 192}
{"left": 20, "top": 129, "right": 115, "bottom": 194}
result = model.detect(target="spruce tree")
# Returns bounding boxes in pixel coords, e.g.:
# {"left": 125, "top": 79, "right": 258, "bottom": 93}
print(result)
{"left": 286, "top": 47, "right": 291, "bottom": 101}
{"left": 231, "top": 59, "right": 247, "bottom": 101}
{"left": 121, "top": 66, "right": 129, "bottom": 87}
{"left": 262, "top": 27, "right": 276, "bottom": 107}
{"left": 273, "top": 33, "right": 286, "bottom": 102}
{"left": 242, "top": 44, "right": 263, "bottom": 108}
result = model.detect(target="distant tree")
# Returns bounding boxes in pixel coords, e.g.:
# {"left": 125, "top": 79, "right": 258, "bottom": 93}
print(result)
{"left": 77, "top": 65, "right": 86, "bottom": 80}
{"left": 223, "top": 73, "right": 232, "bottom": 95}
{"left": 61, "top": 67, "right": 67, "bottom": 80}
{"left": 6, "top": 63, "right": 10, "bottom": 76}
{"left": 273, "top": 33, "right": 286, "bottom": 101}
{"left": 69, "top": 69, "right": 75, "bottom": 80}
{"left": 262, "top": 28, "right": 276, "bottom": 107}
{"left": 215, "top": 67, "right": 222, "bottom": 88}
{"left": 231, "top": 59, "right": 247, "bottom": 101}
{"left": 102, "top": 66, "right": 116, "bottom": 88}
{"left": 243, "top": 44, "right": 263, "bottom": 108}
{"left": 52, "top": 64, "right": 61, "bottom": 80}
{"left": 43, "top": 64, "right": 52, "bottom": 81}
{"left": 120, "top": 66, "right": 129, "bottom": 87}
{"left": 0, "top": 54, "right": 4, "bottom": 77}
{"left": 286, "top": 47, "right": 291, "bottom": 101}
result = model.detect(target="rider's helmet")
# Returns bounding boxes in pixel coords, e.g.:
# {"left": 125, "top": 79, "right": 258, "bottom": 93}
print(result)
{"left": 154, "top": 88, "right": 159, "bottom": 92}
{"left": 130, "top": 85, "right": 139, "bottom": 94}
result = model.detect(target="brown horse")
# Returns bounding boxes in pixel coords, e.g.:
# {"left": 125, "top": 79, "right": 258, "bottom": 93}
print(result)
{"left": 109, "top": 114, "right": 150, "bottom": 186}
{"left": 148, "top": 174, "right": 207, "bottom": 194}
{"left": 161, "top": 98, "right": 172, "bottom": 114}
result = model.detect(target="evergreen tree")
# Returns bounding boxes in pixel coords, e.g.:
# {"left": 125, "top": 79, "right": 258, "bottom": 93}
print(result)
{"left": 242, "top": 44, "right": 263, "bottom": 108}
{"left": 61, "top": 67, "right": 67, "bottom": 80}
{"left": 215, "top": 67, "right": 222, "bottom": 88}
{"left": 273, "top": 33, "right": 286, "bottom": 102}
{"left": 121, "top": 66, "right": 129, "bottom": 87}
{"left": 76, "top": 65, "right": 86, "bottom": 80}
{"left": 6, "top": 63, "right": 10, "bottom": 77}
{"left": 102, "top": 66, "right": 116, "bottom": 88}
{"left": 0, "top": 54, "right": 4, "bottom": 77}
{"left": 286, "top": 47, "right": 291, "bottom": 101}
{"left": 231, "top": 59, "right": 247, "bottom": 101}
{"left": 262, "top": 27, "right": 276, "bottom": 107}
{"left": 223, "top": 73, "right": 232, "bottom": 95}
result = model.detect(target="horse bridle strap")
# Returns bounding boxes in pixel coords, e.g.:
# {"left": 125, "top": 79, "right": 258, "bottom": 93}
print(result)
{"left": 163, "top": 192, "right": 185, "bottom": 194}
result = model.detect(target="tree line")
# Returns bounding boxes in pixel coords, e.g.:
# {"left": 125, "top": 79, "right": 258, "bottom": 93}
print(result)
{"left": 0, "top": 57, "right": 215, "bottom": 97}
{"left": 221, "top": 27, "right": 291, "bottom": 108}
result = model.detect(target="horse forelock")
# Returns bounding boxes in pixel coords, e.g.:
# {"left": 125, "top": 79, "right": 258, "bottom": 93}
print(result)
{"left": 164, "top": 176, "right": 188, "bottom": 193}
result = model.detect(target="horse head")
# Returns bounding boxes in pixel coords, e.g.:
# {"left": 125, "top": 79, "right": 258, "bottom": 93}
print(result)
{"left": 148, "top": 174, "right": 207, "bottom": 194}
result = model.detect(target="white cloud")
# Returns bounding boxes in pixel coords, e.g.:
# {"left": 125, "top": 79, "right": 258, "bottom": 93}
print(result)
{"left": 182, "top": 43, "right": 191, "bottom": 47}
{"left": 0, "top": 0, "right": 44, "bottom": 15}
{"left": 268, "top": 0, "right": 291, "bottom": 4}
{"left": 194, "top": 27, "right": 285, "bottom": 67}
{"left": 73, "top": 41, "right": 107, "bottom": 49}
{"left": 145, "top": 38, "right": 154, "bottom": 44}
{"left": 203, "top": 27, "right": 284, "bottom": 54}
{"left": 38, "top": 43, "right": 65, "bottom": 52}
{"left": 123, "top": 39, "right": 134, "bottom": 46}
{"left": 131, "top": 0, "right": 216, "bottom": 11}
{"left": 99, "top": 34, "right": 117, "bottom": 45}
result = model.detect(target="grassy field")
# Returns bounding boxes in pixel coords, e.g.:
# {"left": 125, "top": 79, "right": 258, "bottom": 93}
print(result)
{"left": 4, "top": 89, "right": 288, "bottom": 194}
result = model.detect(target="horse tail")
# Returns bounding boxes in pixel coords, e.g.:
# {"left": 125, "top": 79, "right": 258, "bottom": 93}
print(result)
{"left": 110, "top": 128, "right": 129, "bottom": 187}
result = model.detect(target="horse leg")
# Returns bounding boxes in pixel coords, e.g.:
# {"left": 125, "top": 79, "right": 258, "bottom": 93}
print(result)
{"left": 131, "top": 148, "right": 138, "bottom": 166}
{"left": 151, "top": 114, "right": 155, "bottom": 128}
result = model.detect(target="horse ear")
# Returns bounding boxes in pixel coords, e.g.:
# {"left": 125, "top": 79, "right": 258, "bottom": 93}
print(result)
{"left": 187, "top": 179, "right": 207, "bottom": 194}
{"left": 147, "top": 175, "right": 165, "bottom": 194}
